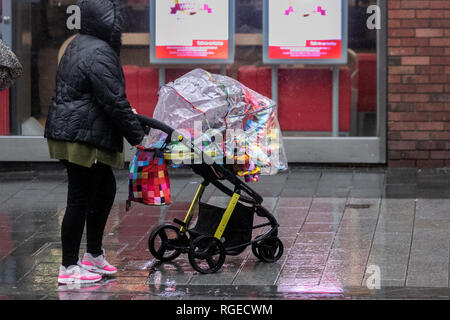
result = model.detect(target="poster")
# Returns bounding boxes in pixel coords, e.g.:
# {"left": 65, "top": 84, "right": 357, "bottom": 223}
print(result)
{"left": 153, "top": 0, "right": 231, "bottom": 61}
{"left": 266, "top": 0, "right": 346, "bottom": 63}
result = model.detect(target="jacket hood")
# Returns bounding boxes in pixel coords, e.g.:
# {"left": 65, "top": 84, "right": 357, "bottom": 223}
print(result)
{"left": 78, "top": 0, "right": 123, "bottom": 54}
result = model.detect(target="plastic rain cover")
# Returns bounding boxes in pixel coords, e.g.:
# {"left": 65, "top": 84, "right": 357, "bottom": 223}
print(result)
{"left": 145, "top": 68, "right": 288, "bottom": 175}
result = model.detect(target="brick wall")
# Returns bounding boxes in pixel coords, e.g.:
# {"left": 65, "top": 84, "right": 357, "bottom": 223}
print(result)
{"left": 387, "top": 0, "right": 450, "bottom": 168}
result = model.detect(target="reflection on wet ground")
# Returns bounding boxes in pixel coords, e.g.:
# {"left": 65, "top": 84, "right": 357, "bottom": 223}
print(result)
{"left": 0, "top": 167, "right": 449, "bottom": 300}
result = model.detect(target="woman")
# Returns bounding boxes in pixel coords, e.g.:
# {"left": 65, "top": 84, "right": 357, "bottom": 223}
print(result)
{"left": 45, "top": 0, "right": 145, "bottom": 284}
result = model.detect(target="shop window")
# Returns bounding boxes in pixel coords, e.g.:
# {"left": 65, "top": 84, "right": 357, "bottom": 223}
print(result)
{"left": 5, "top": 0, "right": 379, "bottom": 139}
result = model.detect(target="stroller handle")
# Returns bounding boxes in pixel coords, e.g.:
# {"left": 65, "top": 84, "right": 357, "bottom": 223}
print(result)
{"left": 136, "top": 114, "right": 175, "bottom": 136}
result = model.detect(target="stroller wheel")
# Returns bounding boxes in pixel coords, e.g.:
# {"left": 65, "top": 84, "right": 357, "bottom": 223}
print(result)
{"left": 251, "top": 235, "right": 265, "bottom": 260}
{"left": 148, "top": 224, "right": 183, "bottom": 262}
{"left": 188, "top": 236, "right": 226, "bottom": 274}
{"left": 254, "top": 237, "right": 284, "bottom": 263}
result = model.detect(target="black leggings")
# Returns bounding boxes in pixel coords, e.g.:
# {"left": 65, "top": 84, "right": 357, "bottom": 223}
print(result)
{"left": 61, "top": 160, "right": 116, "bottom": 267}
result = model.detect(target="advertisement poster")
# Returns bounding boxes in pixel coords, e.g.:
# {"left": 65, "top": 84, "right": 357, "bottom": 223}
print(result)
{"left": 266, "top": 0, "right": 346, "bottom": 63}
{"left": 154, "top": 0, "right": 230, "bottom": 61}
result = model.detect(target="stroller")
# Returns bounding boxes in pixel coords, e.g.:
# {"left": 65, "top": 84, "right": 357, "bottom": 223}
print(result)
{"left": 137, "top": 114, "right": 283, "bottom": 274}
{"left": 133, "top": 69, "right": 287, "bottom": 274}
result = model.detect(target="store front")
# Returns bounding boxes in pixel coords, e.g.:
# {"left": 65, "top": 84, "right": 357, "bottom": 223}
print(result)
{"left": 0, "top": 0, "right": 386, "bottom": 163}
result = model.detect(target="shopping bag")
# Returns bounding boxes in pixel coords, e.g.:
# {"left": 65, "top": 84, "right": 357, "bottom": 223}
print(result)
{"left": 127, "top": 146, "right": 171, "bottom": 209}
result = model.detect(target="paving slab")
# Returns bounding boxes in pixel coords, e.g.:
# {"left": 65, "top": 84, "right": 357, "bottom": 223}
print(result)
{"left": 0, "top": 167, "right": 449, "bottom": 300}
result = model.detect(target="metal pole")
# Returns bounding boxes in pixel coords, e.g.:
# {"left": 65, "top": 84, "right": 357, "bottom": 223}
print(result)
{"left": 271, "top": 65, "right": 278, "bottom": 104}
{"left": 158, "top": 66, "right": 166, "bottom": 88}
{"left": 332, "top": 65, "right": 340, "bottom": 137}
{"left": 220, "top": 64, "right": 227, "bottom": 75}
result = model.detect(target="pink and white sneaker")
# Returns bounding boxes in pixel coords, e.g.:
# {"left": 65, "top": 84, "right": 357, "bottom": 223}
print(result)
{"left": 58, "top": 265, "right": 102, "bottom": 284}
{"left": 78, "top": 249, "right": 117, "bottom": 275}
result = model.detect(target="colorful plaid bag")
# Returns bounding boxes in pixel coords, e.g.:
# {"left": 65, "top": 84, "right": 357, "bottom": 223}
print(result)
{"left": 127, "top": 146, "right": 171, "bottom": 209}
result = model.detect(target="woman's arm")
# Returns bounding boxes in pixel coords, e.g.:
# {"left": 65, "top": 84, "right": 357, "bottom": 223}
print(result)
{"left": 89, "top": 46, "right": 145, "bottom": 146}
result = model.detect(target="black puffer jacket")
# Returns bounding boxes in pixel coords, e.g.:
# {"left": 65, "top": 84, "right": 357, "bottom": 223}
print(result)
{"left": 45, "top": 0, "right": 145, "bottom": 153}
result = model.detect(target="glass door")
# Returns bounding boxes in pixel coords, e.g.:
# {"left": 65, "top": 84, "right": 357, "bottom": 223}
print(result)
{"left": 0, "top": 0, "right": 12, "bottom": 48}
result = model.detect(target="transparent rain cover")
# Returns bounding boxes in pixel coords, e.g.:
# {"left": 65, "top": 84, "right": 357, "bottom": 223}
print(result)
{"left": 145, "top": 68, "right": 288, "bottom": 175}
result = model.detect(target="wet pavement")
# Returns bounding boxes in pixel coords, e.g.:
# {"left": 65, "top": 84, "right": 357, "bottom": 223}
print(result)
{"left": 0, "top": 165, "right": 449, "bottom": 300}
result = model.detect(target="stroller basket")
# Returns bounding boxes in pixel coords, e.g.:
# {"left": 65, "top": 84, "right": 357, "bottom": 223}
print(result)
{"left": 191, "top": 202, "right": 254, "bottom": 250}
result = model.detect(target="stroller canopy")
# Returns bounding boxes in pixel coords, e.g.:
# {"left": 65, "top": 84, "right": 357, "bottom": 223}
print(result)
{"left": 147, "top": 68, "right": 288, "bottom": 175}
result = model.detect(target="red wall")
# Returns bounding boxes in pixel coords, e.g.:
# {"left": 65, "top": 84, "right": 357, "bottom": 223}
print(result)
{"left": 0, "top": 89, "right": 9, "bottom": 136}
{"left": 387, "top": 0, "right": 450, "bottom": 168}
{"left": 237, "top": 66, "right": 352, "bottom": 132}
{"left": 124, "top": 66, "right": 353, "bottom": 133}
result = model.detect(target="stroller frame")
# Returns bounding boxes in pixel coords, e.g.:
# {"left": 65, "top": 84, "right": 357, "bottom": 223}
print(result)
{"left": 138, "top": 115, "right": 283, "bottom": 274}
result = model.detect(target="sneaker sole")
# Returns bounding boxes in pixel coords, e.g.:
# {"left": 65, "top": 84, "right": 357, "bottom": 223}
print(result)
{"left": 58, "top": 277, "right": 102, "bottom": 285}
{"left": 78, "top": 262, "right": 117, "bottom": 275}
